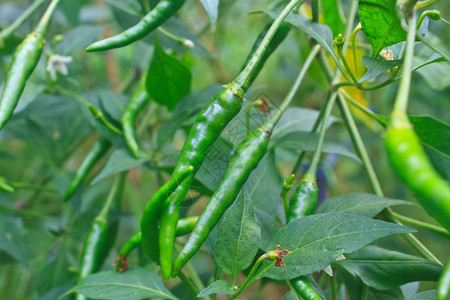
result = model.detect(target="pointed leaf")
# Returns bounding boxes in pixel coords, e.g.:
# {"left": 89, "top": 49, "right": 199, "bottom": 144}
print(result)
{"left": 334, "top": 246, "right": 442, "bottom": 290}
{"left": 265, "top": 11, "right": 339, "bottom": 65}
{"left": 360, "top": 56, "right": 402, "bottom": 82}
{"left": 408, "top": 290, "right": 436, "bottom": 300}
{"left": 92, "top": 148, "right": 150, "bottom": 184}
{"left": 197, "top": 280, "right": 233, "bottom": 297}
{"left": 199, "top": 0, "right": 219, "bottom": 30}
{"left": 215, "top": 192, "right": 261, "bottom": 280}
{"left": 358, "top": 0, "right": 406, "bottom": 56}
{"left": 255, "top": 213, "right": 413, "bottom": 280}
{"left": 65, "top": 267, "right": 176, "bottom": 300}
{"left": 146, "top": 38, "right": 191, "bottom": 111}
{"left": 316, "top": 193, "right": 411, "bottom": 217}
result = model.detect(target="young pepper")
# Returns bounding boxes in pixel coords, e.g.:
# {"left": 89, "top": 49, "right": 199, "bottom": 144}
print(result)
{"left": 76, "top": 172, "right": 126, "bottom": 300}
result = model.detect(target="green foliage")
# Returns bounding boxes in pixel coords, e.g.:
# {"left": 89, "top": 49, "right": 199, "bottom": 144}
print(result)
{"left": 0, "top": 0, "right": 448, "bottom": 299}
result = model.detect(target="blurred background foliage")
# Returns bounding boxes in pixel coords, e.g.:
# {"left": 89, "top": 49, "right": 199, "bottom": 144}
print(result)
{"left": 0, "top": 0, "right": 448, "bottom": 299}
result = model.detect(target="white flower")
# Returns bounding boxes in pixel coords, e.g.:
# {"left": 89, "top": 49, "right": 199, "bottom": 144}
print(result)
{"left": 46, "top": 54, "right": 73, "bottom": 81}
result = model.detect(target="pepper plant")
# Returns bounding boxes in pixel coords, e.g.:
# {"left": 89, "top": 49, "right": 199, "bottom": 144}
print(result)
{"left": 0, "top": 0, "right": 448, "bottom": 299}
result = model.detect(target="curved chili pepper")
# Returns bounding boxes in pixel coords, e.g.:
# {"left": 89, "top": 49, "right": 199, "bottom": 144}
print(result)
{"left": 76, "top": 172, "right": 126, "bottom": 300}
{"left": 438, "top": 258, "right": 450, "bottom": 300}
{"left": 140, "top": 166, "right": 194, "bottom": 263}
{"left": 171, "top": 44, "right": 321, "bottom": 278}
{"left": 114, "top": 216, "right": 198, "bottom": 272}
{"left": 121, "top": 81, "right": 150, "bottom": 158}
{"left": 64, "top": 138, "right": 111, "bottom": 201}
{"left": 0, "top": 0, "right": 61, "bottom": 131}
{"left": 386, "top": 113, "right": 450, "bottom": 231}
{"left": 85, "top": 0, "right": 186, "bottom": 52}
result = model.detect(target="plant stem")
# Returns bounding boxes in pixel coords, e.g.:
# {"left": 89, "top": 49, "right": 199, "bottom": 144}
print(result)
{"left": 338, "top": 89, "right": 389, "bottom": 126}
{"left": 303, "top": 92, "right": 337, "bottom": 182}
{"left": 337, "top": 46, "right": 358, "bottom": 84}
{"left": 178, "top": 271, "right": 200, "bottom": 299}
{"left": 263, "top": 45, "right": 321, "bottom": 131}
{"left": 392, "top": 10, "right": 417, "bottom": 116}
{"left": 233, "top": 254, "right": 269, "bottom": 298}
{"left": 415, "top": 31, "right": 450, "bottom": 63}
{"left": 35, "top": 0, "right": 61, "bottom": 34}
{"left": 87, "top": 103, "right": 123, "bottom": 136}
{"left": 361, "top": 284, "right": 368, "bottom": 300}
{"left": 233, "top": 0, "right": 305, "bottom": 91}
{"left": 0, "top": 0, "right": 47, "bottom": 42}
{"left": 350, "top": 23, "right": 362, "bottom": 76}
{"left": 336, "top": 95, "right": 441, "bottom": 264}
{"left": 390, "top": 211, "right": 450, "bottom": 238}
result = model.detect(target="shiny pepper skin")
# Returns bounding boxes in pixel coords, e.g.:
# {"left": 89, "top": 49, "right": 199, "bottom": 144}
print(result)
{"left": 385, "top": 123, "right": 450, "bottom": 231}
{"left": 172, "top": 128, "right": 270, "bottom": 277}
{"left": 86, "top": 0, "right": 186, "bottom": 51}
{"left": 287, "top": 180, "right": 319, "bottom": 223}
{"left": 121, "top": 83, "right": 150, "bottom": 158}
{"left": 0, "top": 33, "right": 44, "bottom": 131}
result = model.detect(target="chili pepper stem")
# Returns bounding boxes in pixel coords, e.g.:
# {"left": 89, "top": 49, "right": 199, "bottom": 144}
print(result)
{"left": 35, "top": 0, "right": 61, "bottom": 34}
{"left": 0, "top": 0, "right": 47, "bottom": 43}
{"left": 233, "top": 254, "right": 269, "bottom": 298}
{"left": 177, "top": 271, "right": 200, "bottom": 299}
{"left": 232, "top": 0, "right": 305, "bottom": 91}
{"left": 263, "top": 45, "right": 320, "bottom": 131}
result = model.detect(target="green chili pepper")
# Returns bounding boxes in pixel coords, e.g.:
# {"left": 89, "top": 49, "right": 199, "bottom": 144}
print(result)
{"left": 114, "top": 216, "right": 198, "bottom": 272}
{"left": 121, "top": 81, "right": 151, "bottom": 158}
{"left": 148, "top": 1, "right": 301, "bottom": 278}
{"left": 438, "top": 258, "right": 450, "bottom": 300}
{"left": 76, "top": 172, "right": 126, "bottom": 300}
{"left": 291, "top": 277, "right": 323, "bottom": 300}
{"left": 0, "top": 0, "right": 61, "bottom": 131}
{"left": 171, "top": 44, "right": 321, "bottom": 278}
{"left": 385, "top": 115, "right": 450, "bottom": 231}
{"left": 384, "top": 11, "right": 450, "bottom": 232}
{"left": 64, "top": 138, "right": 111, "bottom": 201}
{"left": 140, "top": 166, "right": 194, "bottom": 263}
{"left": 85, "top": 0, "right": 186, "bottom": 52}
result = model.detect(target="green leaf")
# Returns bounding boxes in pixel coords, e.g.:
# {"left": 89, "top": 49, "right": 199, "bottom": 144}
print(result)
{"left": 157, "top": 84, "right": 222, "bottom": 147}
{"left": 409, "top": 115, "right": 450, "bottom": 156}
{"left": 255, "top": 213, "right": 413, "bottom": 280}
{"left": 56, "top": 25, "right": 105, "bottom": 55}
{"left": 359, "top": 56, "right": 402, "bottom": 82}
{"left": 214, "top": 192, "right": 261, "bottom": 280}
{"left": 265, "top": 11, "right": 340, "bottom": 65}
{"left": 97, "top": 89, "right": 128, "bottom": 122}
{"left": 246, "top": 153, "right": 284, "bottom": 217}
{"left": 270, "top": 131, "right": 360, "bottom": 162}
{"left": 254, "top": 208, "right": 280, "bottom": 249}
{"left": 408, "top": 290, "right": 436, "bottom": 300}
{"left": 273, "top": 108, "right": 338, "bottom": 138}
{"left": 358, "top": 0, "right": 406, "bottom": 57}
{"left": 316, "top": 193, "right": 411, "bottom": 217}
{"left": 146, "top": 38, "right": 192, "bottom": 111}
{"left": 65, "top": 267, "right": 176, "bottom": 300}
{"left": 369, "top": 287, "right": 405, "bottom": 300}
{"left": 322, "top": 0, "right": 345, "bottom": 36}
{"left": 199, "top": 0, "right": 219, "bottom": 30}
{"left": 197, "top": 280, "right": 234, "bottom": 297}
{"left": 0, "top": 196, "right": 28, "bottom": 267}
{"left": 334, "top": 246, "right": 442, "bottom": 290}
{"left": 103, "top": 0, "right": 142, "bottom": 16}
{"left": 92, "top": 148, "right": 150, "bottom": 184}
